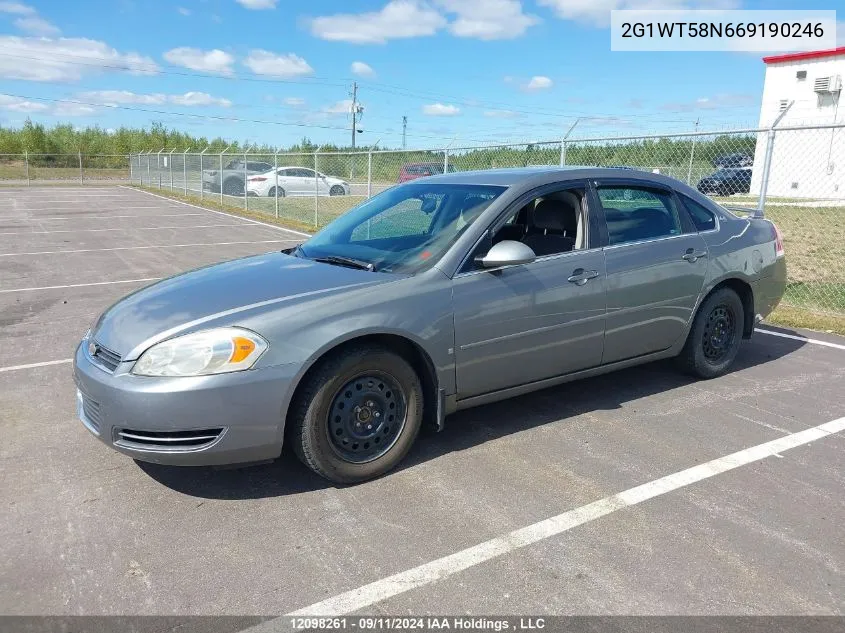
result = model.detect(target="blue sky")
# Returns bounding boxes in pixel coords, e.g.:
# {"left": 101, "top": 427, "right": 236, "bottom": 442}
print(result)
{"left": 0, "top": 0, "right": 841, "bottom": 149}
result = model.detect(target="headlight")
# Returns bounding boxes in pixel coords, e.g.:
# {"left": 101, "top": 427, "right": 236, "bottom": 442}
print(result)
{"left": 132, "top": 328, "right": 268, "bottom": 377}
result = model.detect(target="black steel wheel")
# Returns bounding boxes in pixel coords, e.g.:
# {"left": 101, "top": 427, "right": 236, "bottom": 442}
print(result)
{"left": 327, "top": 372, "right": 406, "bottom": 463}
{"left": 701, "top": 304, "right": 736, "bottom": 363}
{"left": 288, "top": 344, "right": 424, "bottom": 483}
{"left": 676, "top": 287, "right": 744, "bottom": 379}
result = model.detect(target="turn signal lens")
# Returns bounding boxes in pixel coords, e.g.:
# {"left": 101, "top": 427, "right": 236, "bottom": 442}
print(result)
{"left": 132, "top": 328, "right": 268, "bottom": 377}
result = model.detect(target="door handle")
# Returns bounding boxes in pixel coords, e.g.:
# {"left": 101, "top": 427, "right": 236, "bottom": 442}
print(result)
{"left": 682, "top": 248, "right": 708, "bottom": 263}
{"left": 568, "top": 268, "right": 599, "bottom": 286}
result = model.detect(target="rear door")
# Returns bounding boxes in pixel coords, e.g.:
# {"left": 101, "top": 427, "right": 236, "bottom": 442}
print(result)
{"left": 594, "top": 181, "right": 709, "bottom": 364}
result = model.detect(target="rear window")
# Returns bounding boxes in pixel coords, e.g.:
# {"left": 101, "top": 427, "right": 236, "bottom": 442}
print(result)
{"left": 681, "top": 195, "right": 717, "bottom": 231}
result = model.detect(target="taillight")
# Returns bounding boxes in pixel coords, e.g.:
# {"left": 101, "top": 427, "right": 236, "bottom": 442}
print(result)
{"left": 248, "top": 176, "right": 267, "bottom": 182}
{"left": 772, "top": 222, "right": 785, "bottom": 258}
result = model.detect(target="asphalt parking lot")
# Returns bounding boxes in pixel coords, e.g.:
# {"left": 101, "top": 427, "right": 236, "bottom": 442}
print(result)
{"left": 1, "top": 186, "right": 843, "bottom": 618}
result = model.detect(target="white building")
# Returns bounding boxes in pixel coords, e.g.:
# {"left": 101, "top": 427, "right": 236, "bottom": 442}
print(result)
{"left": 750, "top": 47, "right": 844, "bottom": 199}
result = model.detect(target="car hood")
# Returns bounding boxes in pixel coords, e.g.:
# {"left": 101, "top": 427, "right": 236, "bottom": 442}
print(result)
{"left": 91, "top": 252, "right": 390, "bottom": 360}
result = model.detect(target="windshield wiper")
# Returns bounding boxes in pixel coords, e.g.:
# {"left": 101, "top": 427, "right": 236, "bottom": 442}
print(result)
{"left": 313, "top": 255, "right": 375, "bottom": 271}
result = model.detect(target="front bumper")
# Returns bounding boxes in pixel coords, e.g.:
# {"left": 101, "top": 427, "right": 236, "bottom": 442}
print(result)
{"left": 73, "top": 341, "right": 301, "bottom": 466}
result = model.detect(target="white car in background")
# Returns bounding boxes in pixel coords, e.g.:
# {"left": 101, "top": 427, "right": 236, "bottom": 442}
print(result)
{"left": 247, "top": 167, "right": 350, "bottom": 197}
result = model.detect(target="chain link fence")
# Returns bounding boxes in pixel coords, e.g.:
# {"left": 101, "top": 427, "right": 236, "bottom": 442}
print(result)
{"left": 1, "top": 123, "right": 841, "bottom": 318}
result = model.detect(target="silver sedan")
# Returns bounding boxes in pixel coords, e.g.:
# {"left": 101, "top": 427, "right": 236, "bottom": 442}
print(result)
{"left": 74, "top": 167, "right": 786, "bottom": 483}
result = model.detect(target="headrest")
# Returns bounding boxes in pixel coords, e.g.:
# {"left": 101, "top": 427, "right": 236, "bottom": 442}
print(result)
{"left": 531, "top": 192, "right": 579, "bottom": 231}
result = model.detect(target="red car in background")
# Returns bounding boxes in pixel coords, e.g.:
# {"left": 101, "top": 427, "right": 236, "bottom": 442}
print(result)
{"left": 398, "top": 161, "right": 457, "bottom": 183}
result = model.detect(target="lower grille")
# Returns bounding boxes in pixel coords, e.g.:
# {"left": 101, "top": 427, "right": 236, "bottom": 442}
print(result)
{"left": 114, "top": 428, "right": 225, "bottom": 451}
{"left": 78, "top": 391, "right": 101, "bottom": 434}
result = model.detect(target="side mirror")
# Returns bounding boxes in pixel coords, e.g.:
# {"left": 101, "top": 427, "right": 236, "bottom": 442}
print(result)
{"left": 476, "top": 240, "right": 536, "bottom": 268}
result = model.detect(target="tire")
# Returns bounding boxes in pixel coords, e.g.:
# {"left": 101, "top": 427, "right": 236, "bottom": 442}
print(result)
{"left": 222, "top": 178, "right": 243, "bottom": 196}
{"left": 330, "top": 185, "right": 345, "bottom": 196}
{"left": 288, "top": 345, "right": 424, "bottom": 483}
{"left": 676, "top": 287, "right": 744, "bottom": 379}
{"left": 268, "top": 187, "right": 285, "bottom": 198}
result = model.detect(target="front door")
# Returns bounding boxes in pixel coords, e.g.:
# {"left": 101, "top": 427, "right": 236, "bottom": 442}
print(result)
{"left": 595, "top": 182, "right": 709, "bottom": 364}
{"left": 452, "top": 184, "right": 606, "bottom": 399}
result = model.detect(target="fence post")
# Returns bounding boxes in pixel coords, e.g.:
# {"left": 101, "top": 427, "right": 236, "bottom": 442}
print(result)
{"left": 25, "top": 151, "right": 29, "bottom": 186}
{"left": 686, "top": 136, "right": 698, "bottom": 185}
{"left": 78, "top": 151, "right": 83, "bottom": 185}
{"left": 273, "top": 151, "right": 279, "bottom": 219}
{"left": 146, "top": 151, "right": 151, "bottom": 186}
{"left": 243, "top": 150, "right": 249, "bottom": 211}
{"left": 219, "top": 151, "right": 225, "bottom": 206}
{"left": 183, "top": 148, "right": 190, "bottom": 196}
{"left": 199, "top": 146, "right": 208, "bottom": 202}
{"left": 756, "top": 101, "right": 793, "bottom": 218}
{"left": 314, "top": 152, "right": 319, "bottom": 227}
{"left": 169, "top": 148, "right": 175, "bottom": 191}
{"left": 156, "top": 148, "right": 164, "bottom": 189}
{"left": 367, "top": 151, "right": 373, "bottom": 198}
{"left": 444, "top": 149, "right": 449, "bottom": 172}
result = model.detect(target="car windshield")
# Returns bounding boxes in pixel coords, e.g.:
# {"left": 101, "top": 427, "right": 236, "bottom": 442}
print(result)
{"left": 298, "top": 183, "right": 505, "bottom": 273}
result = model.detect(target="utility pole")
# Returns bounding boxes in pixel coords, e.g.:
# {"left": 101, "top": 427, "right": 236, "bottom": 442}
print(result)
{"left": 350, "top": 82, "right": 361, "bottom": 149}
{"left": 402, "top": 116, "right": 407, "bottom": 150}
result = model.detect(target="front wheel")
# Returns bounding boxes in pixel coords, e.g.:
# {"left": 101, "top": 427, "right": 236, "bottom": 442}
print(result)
{"left": 222, "top": 178, "right": 243, "bottom": 196}
{"left": 329, "top": 185, "right": 346, "bottom": 196}
{"left": 288, "top": 345, "right": 424, "bottom": 483}
{"left": 676, "top": 287, "right": 744, "bottom": 379}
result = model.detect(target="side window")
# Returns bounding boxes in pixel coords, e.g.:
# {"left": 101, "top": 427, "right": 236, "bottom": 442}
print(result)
{"left": 461, "top": 187, "right": 587, "bottom": 273}
{"left": 350, "top": 195, "right": 441, "bottom": 241}
{"left": 598, "top": 186, "right": 682, "bottom": 245}
{"left": 680, "top": 195, "right": 717, "bottom": 231}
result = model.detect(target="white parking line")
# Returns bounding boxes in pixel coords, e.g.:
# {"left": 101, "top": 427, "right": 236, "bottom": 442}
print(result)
{"left": 0, "top": 239, "right": 292, "bottom": 257}
{"left": 0, "top": 358, "right": 72, "bottom": 373}
{"left": 756, "top": 328, "right": 845, "bottom": 351}
{"left": 0, "top": 277, "right": 162, "bottom": 294}
{"left": 280, "top": 416, "right": 845, "bottom": 618}
{"left": 0, "top": 205, "right": 186, "bottom": 210}
{"left": 0, "top": 223, "right": 250, "bottom": 235}
{"left": 17, "top": 213, "right": 208, "bottom": 221}
{"left": 122, "top": 186, "right": 313, "bottom": 238}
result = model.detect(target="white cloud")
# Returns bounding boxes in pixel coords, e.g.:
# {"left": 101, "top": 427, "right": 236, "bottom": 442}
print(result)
{"left": 177, "top": 7, "right": 191, "bottom": 16}
{"left": 0, "top": 94, "right": 48, "bottom": 112}
{"left": 0, "top": 36, "right": 158, "bottom": 81}
{"left": 163, "top": 47, "right": 234, "bottom": 75}
{"left": 170, "top": 91, "right": 232, "bottom": 107}
{"left": 0, "top": 2, "right": 35, "bottom": 15}
{"left": 537, "top": 0, "right": 737, "bottom": 27}
{"left": 235, "top": 0, "right": 277, "bottom": 8}
{"left": 324, "top": 99, "right": 353, "bottom": 114}
{"left": 52, "top": 102, "right": 98, "bottom": 117}
{"left": 438, "top": 0, "right": 538, "bottom": 40}
{"left": 78, "top": 89, "right": 231, "bottom": 108}
{"left": 13, "top": 15, "right": 59, "bottom": 35}
{"left": 284, "top": 97, "right": 306, "bottom": 106}
{"left": 423, "top": 102, "right": 460, "bottom": 116}
{"left": 351, "top": 61, "right": 376, "bottom": 77}
{"left": 243, "top": 50, "right": 313, "bottom": 77}
{"left": 79, "top": 90, "right": 167, "bottom": 105}
{"left": 660, "top": 93, "right": 755, "bottom": 112}
{"left": 310, "top": 0, "right": 447, "bottom": 44}
{"left": 483, "top": 109, "right": 519, "bottom": 118}
{"left": 523, "top": 75, "right": 552, "bottom": 91}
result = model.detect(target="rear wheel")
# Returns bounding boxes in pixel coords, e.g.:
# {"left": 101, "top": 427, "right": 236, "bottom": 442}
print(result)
{"left": 268, "top": 186, "right": 285, "bottom": 198}
{"left": 676, "top": 287, "right": 744, "bottom": 379}
{"left": 288, "top": 345, "right": 423, "bottom": 483}
{"left": 222, "top": 178, "right": 243, "bottom": 196}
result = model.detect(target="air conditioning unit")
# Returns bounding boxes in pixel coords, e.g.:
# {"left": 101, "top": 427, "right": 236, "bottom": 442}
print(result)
{"left": 813, "top": 75, "right": 842, "bottom": 93}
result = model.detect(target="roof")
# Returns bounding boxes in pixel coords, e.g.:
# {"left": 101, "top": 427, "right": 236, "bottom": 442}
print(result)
{"left": 422, "top": 166, "right": 666, "bottom": 187}
{"left": 763, "top": 47, "right": 845, "bottom": 64}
